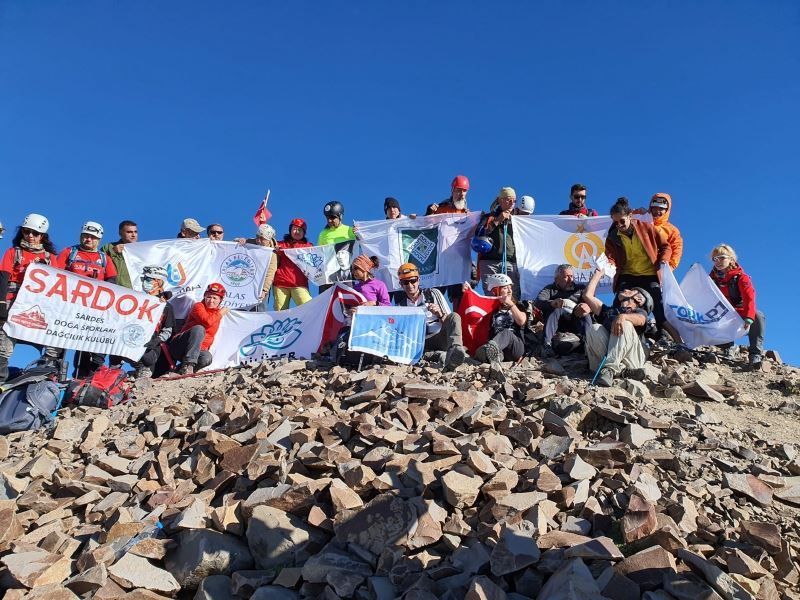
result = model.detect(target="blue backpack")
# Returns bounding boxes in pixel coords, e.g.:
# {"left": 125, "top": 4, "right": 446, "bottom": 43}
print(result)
{"left": 0, "top": 366, "right": 60, "bottom": 434}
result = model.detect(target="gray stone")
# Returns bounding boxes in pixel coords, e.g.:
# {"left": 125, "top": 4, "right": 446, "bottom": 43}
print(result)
{"left": 194, "top": 574, "right": 234, "bottom": 600}
{"left": 677, "top": 549, "right": 754, "bottom": 600}
{"left": 165, "top": 528, "right": 253, "bottom": 590}
{"left": 490, "top": 522, "right": 541, "bottom": 576}
{"left": 247, "top": 506, "right": 310, "bottom": 570}
{"left": 334, "top": 493, "right": 416, "bottom": 555}
{"left": 536, "top": 557, "right": 605, "bottom": 599}
{"left": 250, "top": 586, "right": 300, "bottom": 600}
{"left": 301, "top": 546, "right": 372, "bottom": 583}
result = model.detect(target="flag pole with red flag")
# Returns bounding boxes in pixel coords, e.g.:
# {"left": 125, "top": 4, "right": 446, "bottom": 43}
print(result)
{"left": 253, "top": 189, "right": 272, "bottom": 226}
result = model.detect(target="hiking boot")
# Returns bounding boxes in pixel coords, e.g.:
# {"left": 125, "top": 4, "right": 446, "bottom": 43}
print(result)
{"left": 623, "top": 367, "right": 646, "bottom": 381}
{"left": 596, "top": 368, "right": 614, "bottom": 387}
{"left": 749, "top": 353, "right": 763, "bottom": 369}
{"left": 134, "top": 367, "right": 153, "bottom": 380}
{"left": 723, "top": 345, "right": 738, "bottom": 360}
{"left": 178, "top": 363, "right": 195, "bottom": 375}
{"left": 444, "top": 345, "right": 467, "bottom": 371}
{"left": 540, "top": 344, "right": 556, "bottom": 359}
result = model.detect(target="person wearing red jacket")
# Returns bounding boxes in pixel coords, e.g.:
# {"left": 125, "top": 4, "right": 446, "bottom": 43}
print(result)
{"left": 59, "top": 221, "right": 117, "bottom": 377}
{"left": 0, "top": 214, "right": 62, "bottom": 382}
{"left": 273, "top": 218, "right": 313, "bottom": 310}
{"left": 166, "top": 283, "right": 229, "bottom": 375}
{"left": 709, "top": 244, "right": 765, "bottom": 368}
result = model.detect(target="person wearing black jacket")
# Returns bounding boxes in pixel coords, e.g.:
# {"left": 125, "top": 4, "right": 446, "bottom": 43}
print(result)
{"left": 535, "top": 264, "right": 591, "bottom": 357}
{"left": 128, "top": 265, "right": 175, "bottom": 381}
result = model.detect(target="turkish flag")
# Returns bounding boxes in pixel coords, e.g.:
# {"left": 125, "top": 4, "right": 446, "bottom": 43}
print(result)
{"left": 457, "top": 287, "right": 501, "bottom": 356}
{"left": 319, "top": 283, "right": 367, "bottom": 350}
{"left": 253, "top": 190, "right": 272, "bottom": 226}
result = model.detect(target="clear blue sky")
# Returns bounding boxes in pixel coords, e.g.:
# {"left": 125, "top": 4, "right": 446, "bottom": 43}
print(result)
{"left": 1, "top": 2, "right": 798, "bottom": 365}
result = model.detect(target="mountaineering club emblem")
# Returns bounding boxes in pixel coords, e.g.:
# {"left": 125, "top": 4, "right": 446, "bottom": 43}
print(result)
{"left": 399, "top": 227, "right": 439, "bottom": 276}
{"left": 220, "top": 254, "right": 257, "bottom": 287}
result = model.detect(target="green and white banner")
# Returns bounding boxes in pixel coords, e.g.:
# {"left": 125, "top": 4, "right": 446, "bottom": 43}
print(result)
{"left": 354, "top": 212, "right": 481, "bottom": 291}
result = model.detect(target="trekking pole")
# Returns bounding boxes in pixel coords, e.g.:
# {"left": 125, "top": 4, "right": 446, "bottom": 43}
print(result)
{"left": 590, "top": 355, "right": 608, "bottom": 387}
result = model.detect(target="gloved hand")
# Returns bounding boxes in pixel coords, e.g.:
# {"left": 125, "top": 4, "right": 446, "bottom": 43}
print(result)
{"left": 0, "top": 302, "right": 8, "bottom": 324}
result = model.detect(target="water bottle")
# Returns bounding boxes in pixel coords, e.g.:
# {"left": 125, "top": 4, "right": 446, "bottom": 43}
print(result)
{"left": 111, "top": 521, "right": 163, "bottom": 559}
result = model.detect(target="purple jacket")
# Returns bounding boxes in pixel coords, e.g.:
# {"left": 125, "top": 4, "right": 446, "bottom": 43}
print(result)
{"left": 355, "top": 278, "right": 391, "bottom": 306}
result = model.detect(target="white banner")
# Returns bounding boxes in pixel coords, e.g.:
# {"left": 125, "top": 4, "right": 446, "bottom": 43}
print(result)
{"left": 354, "top": 212, "right": 481, "bottom": 291}
{"left": 661, "top": 263, "right": 747, "bottom": 348}
{"left": 281, "top": 240, "right": 358, "bottom": 286}
{"left": 512, "top": 215, "right": 629, "bottom": 299}
{"left": 207, "top": 283, "right": 365, "bottom": 369}
{"left": 3, "top": 265, "right": 165, "bottom": 361}
{"left": 348, "top": 306, "right": 427, "bottom": 365}
{"left": 123, "top": 239, "right": 273, "bottom": 317}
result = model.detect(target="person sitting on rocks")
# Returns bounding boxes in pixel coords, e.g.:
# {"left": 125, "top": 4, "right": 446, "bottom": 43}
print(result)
{"left": 709, "top": 243, "right": 766, "bottom": 368}
{"left": 469, "top": 273, "right": 527, "bottom": 374}
{"left": 166, "top": 282, "right": 229, "bottom": 375}
{"left": 535, "top": 264, "right": 592, "bottom": 357}
{"left": 582, "top": 268, "right": 652, "bottom": 387}
{"left": 128, "top": 265, "right": 174, "bottom": 380}
{"left": 393, "top": 263, "right": 467, "bottom": 370}
{"left": 350, "top": 255, "right": 391, "bottom": 307}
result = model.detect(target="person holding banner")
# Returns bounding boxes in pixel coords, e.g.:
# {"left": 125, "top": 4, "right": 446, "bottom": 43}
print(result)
{"left": 177, "top": 218, "right": 205, "bottom": 239}
{"left": 0, "top": 214, "right": 62, "bottom": 383}
{"left": 127, "top": 265, "right": 175, "bottom": 380}
{"left": 318, "top": 201, "right": 355, "bottom": 246}
{"left": 474, "top": 187, "right": 521, "bottom": 299}
{"left": 273, "top": 219, "right": 313, "bottom": 310}
{"left": 604, "top": 197, "right": 672, "bottom": 344}
{"left": 60, "top": 221, "right": 118, "bottom": 377}
{"left": 165, "top": 282, "right": 229, "bottom": 375}
{"left": 470, "top": 273, "right": 527, "bottom": 375}
{"left": 235, "top": 224, "right": 279, "bottom": 311}
{"left": 582, "top": 268, "right": 652, "bottom": 387}
{"left": 560, "top": 184, "right": 598, "bottom": 217}
{"left": 709, "top": 244, "right": 766, "bottom": 368}
{"left": 394, "top": 263, "right": 467, "bottom": 370}
{"left": 101, "top": 220, "right": 138, "bottom": 289}
{"left": 632, "top": 193, "right": 683, "bottom": 270}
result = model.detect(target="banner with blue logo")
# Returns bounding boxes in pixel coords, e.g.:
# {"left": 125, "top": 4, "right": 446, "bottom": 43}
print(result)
{"left": 348, "top": 306, "right": 427, "bottom": 365}
{"left": 661, "top": 263, "right": 747, "bottom": 348}
{"left": 124, "top": 240, "right": 273, "bottom": 318}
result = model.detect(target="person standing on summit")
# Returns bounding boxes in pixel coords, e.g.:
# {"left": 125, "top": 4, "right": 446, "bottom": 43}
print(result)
{"left": 633, "top": 193, "right": 683, "bottom": 270}
{"left": 318, "top": 201, "right": 355, "bottom": 246}
{"left": 560, "top": 183, "right": 598, "bottom": 217}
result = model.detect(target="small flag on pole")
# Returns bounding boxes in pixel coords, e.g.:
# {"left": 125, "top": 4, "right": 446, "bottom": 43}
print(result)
{"left": 253, "top": 190, "right": 272, "bottom": 226}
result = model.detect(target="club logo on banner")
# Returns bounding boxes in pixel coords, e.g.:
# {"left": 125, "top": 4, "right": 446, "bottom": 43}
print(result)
{"left": 220, "top": 254, "right": 257, "bottom": 288}
{"left": 240, "top": 318, "right": 304, "bottom": 356}
{"left": 3, "top": 265, "right": 165, "bottom": 361}
{"left": 355, "top": 212, "right": 481, "bottom": 291}
{"left": 563, "top": 223, "right": 606, "bottom": 272}
{"left": 400, "top": 228, "right": 439, "bottom": 275}
{"left": 348, "top": 306, "right": 426, "bottom": 365}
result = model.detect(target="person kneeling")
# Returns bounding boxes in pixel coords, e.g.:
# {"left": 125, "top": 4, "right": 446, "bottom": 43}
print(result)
{"left": 471, "top": 274, "right": 527, "bottom": 374}
{"left": 127, "top": 266, "right": 175, "bottom": 380}
{"left": 581, "top": 269, "right": 652, "bottom": 387}
{"left": 167, "top": 283, "right": 228, "bottom": 375}
{"left": 394, "top": 263, "right": 467, "bottom": 371}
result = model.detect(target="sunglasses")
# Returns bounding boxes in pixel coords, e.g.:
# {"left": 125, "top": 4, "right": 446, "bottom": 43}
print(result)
{"left": 400, "top": 278, "right": 419, "bottom": 286}
{"left": 209, "top": 230, "right": 224, "bottom": 235}
{"left": 617, "top": 290, "right": 645, "bottom": 306}
{"left": 21, "top": 228, "right": 42, "bottom": 236}
{"left": 712, "top": 255, "right": 731, "bottom": 262}
{"left": 572, "top": 194, "right": 587, "bottom": 199}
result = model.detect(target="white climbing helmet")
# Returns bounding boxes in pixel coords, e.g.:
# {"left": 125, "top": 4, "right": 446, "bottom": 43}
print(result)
{"left": 518, "top": 195, "right": 535, "bottom": 215}
{"left": 486, "top": 273, "right": 513, "bottom": 292}
{"left": 22, "top": 213, "right": 49, "bottom": 234}
{"left": 81, "top": 221, "right": 104, "bottom": 239}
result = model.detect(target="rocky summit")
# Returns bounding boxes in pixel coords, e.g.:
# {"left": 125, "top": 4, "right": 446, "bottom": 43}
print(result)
{"left": 1, "top": 347, "right": 800, "bottom": 599}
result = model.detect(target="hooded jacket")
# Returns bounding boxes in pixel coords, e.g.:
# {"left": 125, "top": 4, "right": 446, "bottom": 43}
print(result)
{"left": 648, "top": 193, "right": 683, "bottom": 270}
{"left": 710, "top": 264, "right": 757, "bottom": 321}
{"left": 604, "top": 219, "right": 671, "bottom": 290}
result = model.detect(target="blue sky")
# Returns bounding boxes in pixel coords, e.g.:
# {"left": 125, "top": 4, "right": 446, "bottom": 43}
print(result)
{"left": 1, "top": 2, "right": 798, "bottom": 365}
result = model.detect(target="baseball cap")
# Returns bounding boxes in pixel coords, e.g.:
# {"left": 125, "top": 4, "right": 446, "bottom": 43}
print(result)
{"left": 182, "top": 218, "right": 204, "bottom": 233}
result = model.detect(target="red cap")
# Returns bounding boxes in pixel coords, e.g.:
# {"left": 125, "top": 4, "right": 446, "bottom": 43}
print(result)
{"left": 451, "top": 175, "right": 470, "bottom": 191}
{"left": 290, "top": 218, "right": 307, "bottom": 232}
{"left": 205, "top": 283, "right": 226, "bottom": 298}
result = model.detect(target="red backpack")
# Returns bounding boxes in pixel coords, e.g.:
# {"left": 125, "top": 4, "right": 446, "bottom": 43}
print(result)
{"left": 64, "top": 366, "right": 131, "bottom": 408}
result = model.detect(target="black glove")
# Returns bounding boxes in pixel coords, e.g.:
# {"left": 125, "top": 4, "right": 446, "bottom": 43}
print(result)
{"left": 0, "top": 302, "right": 8, "bottom": 324}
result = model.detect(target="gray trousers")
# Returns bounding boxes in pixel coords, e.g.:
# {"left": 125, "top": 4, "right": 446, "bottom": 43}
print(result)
{"left": 544, "top": 308, "right": 592, "bottom": 345}
{"left": 424, "top": 313, "right": 463, "bottom": 352}
{"left": 721, "top": 310, "right": 766, "bottom": 355}
{"left": 167, "top": 325, "right": 212, "bottom": 369}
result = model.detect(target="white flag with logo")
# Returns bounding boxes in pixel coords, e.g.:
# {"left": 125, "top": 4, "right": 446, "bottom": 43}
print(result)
{"left": 281, "top": 240, "right": 359, "bottom": 286}
{"left": 3, "top": 264, "right": 165, "bottom": 360}
{"left": 512, "top": 215, "right": 626, "bottom": 299}
{"left": 124, "top": 239, "right": 273, "bottom": 317}
{"left": 354, "top": 212, "right": 481, "bottom": 291}
{"left": 207, "top": 283, "right": 365, "bottom": 369}
{"left": 661, "top": 263, "right": 747, "bottom": 348}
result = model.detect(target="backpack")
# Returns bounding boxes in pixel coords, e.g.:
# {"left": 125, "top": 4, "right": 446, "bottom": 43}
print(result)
{"left": 330, "top": 326, "right": 376, "bottom": 369}
{"left": 0, "top": 366, "right": 61, "bottom": 434}
{"left": 64, "top": 366, "right": 131, "bottom": 408}
{"left": 66, "top": 245, "right": 107, "bottom": 278}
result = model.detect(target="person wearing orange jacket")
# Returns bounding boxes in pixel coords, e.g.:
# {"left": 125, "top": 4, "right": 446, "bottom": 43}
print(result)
{"left": 633, "top": 193, "right": 683, "bottom": 269}
{"left": 709, "top": 244, "right": 765, "bottom": 368}
{"left": 166, "top": 283, "right": 229, "bottom": 375}
{"left": 604, "top": 197, "right": 672, "bottom": 343}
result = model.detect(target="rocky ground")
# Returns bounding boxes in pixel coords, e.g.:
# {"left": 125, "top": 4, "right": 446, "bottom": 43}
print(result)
{"left": 1, "top": 344, "right": 800, "bottom": 600}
